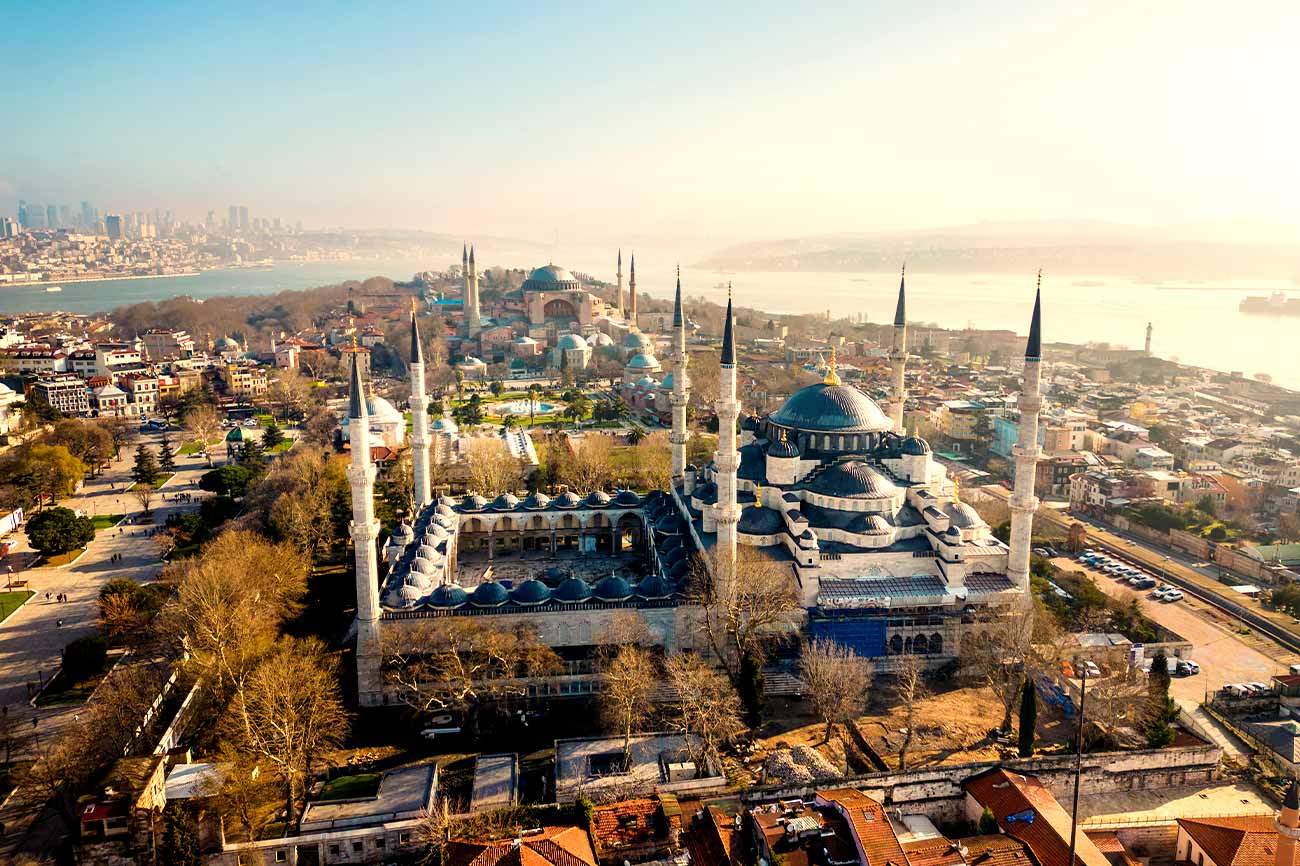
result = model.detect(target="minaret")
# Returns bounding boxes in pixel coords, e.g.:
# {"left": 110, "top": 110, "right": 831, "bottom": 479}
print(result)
{"left": 616, "top": 249, "right": 625, "bottom": 319}
{"left": 670, "top": 265, "right": 691, "bottom": 480}
{"left": 889, "top": 264, "right": 908, "bottom": 435}
{"left": 466, "top": 244, "right": 482, "bottom": 338}
{"left": 712, "top": 284, "right": 741, "bottom": 578}
{"left": 1145, "top": 322, "right": 1153, "bottom": 356}
{"left": 408, "top": 301, "right": 432, "bottom": 510}
{"left": 1007, "top": 274, "right": 1044, "bottom": 600}
{"left": 346, "top": 346, "right": 383, "bottom": 704}
{"left": 1276, "top": 779, "right": 1300, "bottom": 866}
{"left": 629, "top": 253, "right": 638, "bottom": 329}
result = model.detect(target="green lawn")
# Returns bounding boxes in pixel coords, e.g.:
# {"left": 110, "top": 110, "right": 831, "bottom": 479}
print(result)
{"left": 255, "top": 413, "right": 276, "bottom": 426}
{"left": 318, "top": 773, "right": 381, "bottom": 801}
{"left": 268, "top": 439, "right": 294, "bottom": 454}
{"left": 35, "top": 651, "right": 121, "bottom": 707}
{"left": 42, "top": 548, "right": 86, "bottom": 567}
{"left": 178, "top": 441, "right": 204, "bottom": 455}
{"left": 92, "top": 514, "right": 123, "bottom": 531}
{"left": 0, "top": 590, "right": 32, "bottom": 623}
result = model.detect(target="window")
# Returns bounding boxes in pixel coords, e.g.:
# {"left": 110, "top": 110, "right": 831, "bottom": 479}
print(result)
{"left": 375, "top": 838, "right": 386, "bottom": 849}
{"left": 275, "top": 852, "right": 287, "bottom": 864}
{"left": 353, "top": 841, "right": 364, "bottom": 853}
{"left": 330, "top": 845, "right": 341, "bottom": 856}
{"left": 399, "top": 832, "right": 411, "bottom": 845}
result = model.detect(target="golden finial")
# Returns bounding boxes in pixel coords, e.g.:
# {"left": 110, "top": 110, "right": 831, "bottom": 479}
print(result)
{"left": 823, "top": 345, "right": 841, "bottom": 386}
{"left": 727, "top": 281, "right": 732, "bottom": 300}
{"left": 778, "top": 427, "right": 787, "bottom": 442}
{"left": 952, "top": 474, "right": 961, "bottom": 502}
{"left": 754, "top": 483, "right": 762, "bottom": 508}
{"left": 411, "top": 297, "right": 417, "bottom": 314}
{"left": 1037, "top": 268, "right": 1042, "bottom": 291}
{"left": 350, "top": 334, "right": 357, "bottom": 350}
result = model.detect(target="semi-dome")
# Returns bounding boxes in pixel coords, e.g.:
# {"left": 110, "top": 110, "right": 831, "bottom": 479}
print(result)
{"left": 853, "top": 514, "right": 892, "bottom": 535}
{"left": 429, "top": 583, "right": 468, "bottom": 608}
{"left": 635, "top": 575, "right": 675, "bottom": 600}
{"left": 555, "top": 333, "right": 588, "bottom": 350}
{"left": 739, "top": 506, "right": 783, "bottom": 535}
{"left": 524, "top": 264, "right": 579, "bottom": 288}
{"left": 554, "top": 576, "right": 593, "bottom": 603}
{"left": 593, "top": 575, "right": 633, "bottom": 601}
{"left": 808, "top": 461, "right": 897, "bottom": 498}
{"left": 469, "top": 581, "right": 509, "bottom": 608}
{"left": 770, "top": 382, "right": 891, "bottom": 433}
{"left": 901, "top": 435, "right": 931, "bottom": 455}
{"left": 511, "top": 578, "right": 552, "bottom": 606}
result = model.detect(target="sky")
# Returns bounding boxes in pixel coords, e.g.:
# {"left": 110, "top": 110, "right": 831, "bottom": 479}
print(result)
{"left": 5, "top": 0, "right": 1300, "bottom": 246}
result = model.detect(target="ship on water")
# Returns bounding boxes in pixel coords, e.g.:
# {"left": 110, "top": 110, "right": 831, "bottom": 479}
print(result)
{"left": 1240, "top": 291, "right": 1300, "bottom": 315}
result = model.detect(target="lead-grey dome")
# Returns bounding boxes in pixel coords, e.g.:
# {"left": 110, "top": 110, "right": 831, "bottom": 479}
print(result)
{"left": 770, "top": 382, "right": 890, "bottom": 433}
{"left": 808, "top": 460, "right": 897, "bottom": 498}
{"left": 555, "top": 333, "right": 587, "bottom": 350}
{"left": 523, "top": 264, "right": 580, "bottom": 291}
{"left": 901, "top": 436, "right": 931, "bottom": 455}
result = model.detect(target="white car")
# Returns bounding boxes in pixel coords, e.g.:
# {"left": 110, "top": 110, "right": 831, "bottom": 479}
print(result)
{"left": 1161, "top": 589, "right": 1184, "bottom": 602}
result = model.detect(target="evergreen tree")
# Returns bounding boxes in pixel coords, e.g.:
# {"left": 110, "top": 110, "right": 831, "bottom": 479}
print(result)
{"left": 1018, "top": 677, "right": 1037, "bottom": 757}
{"left": 738, "top": 649, "right": 766, "bottom": 728}
{"left": 238, "top": 439, "right": 267, "bottom": 473}
{"left": 262, "top": 420, "right": 285, "bottom": 449}
{"left": 131, "top": 444, "right": 160, "bottom": 487}
{"left": 1145, "top": 649, "right": 1178, "bottom": 748}
{"left": 157, "top": 434, "right": 177, "bottom": 473}
{"left": 978, "top": 806, "right": 998, "bottom": 835}
{"left": 157, "top": 802, "right": 202, "bottom": 866}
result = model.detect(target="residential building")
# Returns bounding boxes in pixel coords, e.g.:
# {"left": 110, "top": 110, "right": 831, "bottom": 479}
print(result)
{"left": 32, "top": 375, "right": 89, "bottom": 416}
{"left": 140, "top": 329, "right": 195, "bottom": 360}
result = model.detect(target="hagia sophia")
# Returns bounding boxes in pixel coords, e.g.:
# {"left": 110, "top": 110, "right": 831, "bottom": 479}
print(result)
{"left": 346, "top": 253, "right": 1046, "bottom": 707}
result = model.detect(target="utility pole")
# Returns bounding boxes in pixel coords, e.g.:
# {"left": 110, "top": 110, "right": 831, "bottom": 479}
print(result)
{"left": 1067, "top": 667, "right": 1087, "bottom": 866}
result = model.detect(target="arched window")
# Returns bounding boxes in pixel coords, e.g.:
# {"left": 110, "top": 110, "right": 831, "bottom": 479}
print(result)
{"left": 889, "top": 634, "right": 903, "bottom": 655}
{"left": 930, "top": 633, "right": 943, "bottom": 655}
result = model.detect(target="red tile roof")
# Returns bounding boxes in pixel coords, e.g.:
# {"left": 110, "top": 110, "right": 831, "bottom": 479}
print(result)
{"left": 964, "top": 769, "right": 1110, "bottom": 866}
{"left": 445, "top": 826, "right": 597, "bottom": 866}
{"left": 957, "top": 835, "right": 1037, "bottom": 866}
{"left": 1177, "top": 816, "right": 1278, "bottom": 866}
{"left": 817, "top": 788, "right": 908, "bottom": 866}
{"left": 686, "top": 806, "right": 740, "bottom": 866}
{"left": 590, "top": 797, "right": 672, "bottom": 859}
{"left": 903, "top": 837, "right": 966, "bottom": 866}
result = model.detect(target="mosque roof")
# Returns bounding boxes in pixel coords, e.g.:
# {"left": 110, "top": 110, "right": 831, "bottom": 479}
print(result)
{"left": 555, "top": 333, "right": 588, "bottom": 350}
{"left": 624, "top": 331, "right": 653, "bottom": 349}
{"left": 806, "top": 460, "right": 898, "bottom": 498}
{"left": 510, "top": 578, "right": 552, "bottom": 606}
{"left": 554, "top": 576, "right": 593, "bottom": 603}
{"left": 738, "top": 506, "right": 784, "bottom": 535}
{"left": 901, "top": 435, "right": 931, "bottom": 455}
{"left": 770, "top": 382, "right": 891, "bottom": 433}
{"left": 945, "top": 501, "right": 985, "bottom": 528}
{"left": 767, "top": 431, "right": 800, "bottom": 458}
{"left": 526, "top": 264, "right": 578, "bottom": 285}
{"left": 593, "top": 575, "right": 633, "bottom": 601}
{"left": 430, "top": 584, "right": 468, "bottom": 608}
{"left": 635, "top": 575, "right": 675, "bottom": 600}
{"left": 469, "top": 581, "right": 509, "bottom": 608}
{"left": 626, "top": 352, "right": 659, "bottom": 369}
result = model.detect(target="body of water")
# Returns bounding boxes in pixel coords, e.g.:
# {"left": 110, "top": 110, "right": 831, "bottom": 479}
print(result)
{"left": 2, "top": 255, "right": 1294, "bottom": 391}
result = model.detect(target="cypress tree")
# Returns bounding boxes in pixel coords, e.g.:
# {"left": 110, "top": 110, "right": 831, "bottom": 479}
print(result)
{"left": 131, "top": 444, "right": 160, "bottom": 487}
{"left": 158, "top": 434, "right": 176, "bottom": 473}
{"left": 1018, "top": 677, "right": 1037, "bottom": 757}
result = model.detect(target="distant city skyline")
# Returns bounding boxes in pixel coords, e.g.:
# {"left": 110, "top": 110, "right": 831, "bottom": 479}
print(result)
{"left": 4, "top": 1, "right": 1300, "bottom": 245}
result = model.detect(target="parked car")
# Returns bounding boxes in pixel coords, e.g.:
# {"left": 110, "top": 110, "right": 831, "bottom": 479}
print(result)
{"left": 1161, "top": 589, "right": 1184, "bottom": 602}
{"left": 1177, "top": 660, "right": 1200, "bottom": 676}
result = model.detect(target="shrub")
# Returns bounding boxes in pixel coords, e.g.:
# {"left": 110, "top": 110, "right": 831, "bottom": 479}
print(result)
{"left": 63, "top": 635, "right": 108, "bottom": 679}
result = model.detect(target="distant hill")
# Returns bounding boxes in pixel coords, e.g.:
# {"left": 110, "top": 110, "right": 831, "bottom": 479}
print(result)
{"left": 695, "top": 219, "right": 1300, "bottom": 280}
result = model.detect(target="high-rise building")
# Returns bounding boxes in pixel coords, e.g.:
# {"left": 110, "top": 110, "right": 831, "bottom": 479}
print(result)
{"left": 58, "top": 205, "right": 70, "bottom": 227}
{"left": 17, "top": 201, "right": 28, "bottom": 229}
{"left": 81, "top": 201, "right": 94, "bottom": 227}
{"left": 239, "top": 206, "right": 249, "bottom": 230}
{"left": 46, "top": 205, "right": 58, "bottom": 228}
{"left": 206, "top": 210, "right": 215, "bottom": 229}
{"left": 228, "top": 205, "right": 239, "bottom": 232}
{"left": 0, "top": 217, "right": 19, "bottom": 238}
{"left": 105, "top": 214, "right": 123, "bottom": 239}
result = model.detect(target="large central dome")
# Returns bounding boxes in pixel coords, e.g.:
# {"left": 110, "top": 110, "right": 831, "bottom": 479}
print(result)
{"left": 523, "top": 264, "right": 580, "bottom": 292}
{"left": 770, "top": 382, "right": 891, "bottom": 433}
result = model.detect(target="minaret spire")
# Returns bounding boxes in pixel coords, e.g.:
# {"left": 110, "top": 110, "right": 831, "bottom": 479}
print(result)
{"left": 629, "top": 252, "right": 638, "bottom": 329}
{"left": 409, "top": 299, "right": 432, "bottom": 510}
{"left": 346, "top": 347, "right": 382, "bottom": 704}
{"left": 616, "top": 248, "right": 625, "bottom": 319}
{"left": 670, "top": 263, "right": 691, "bottom": 480}
{"left": 1006, "top": 271, "right": 1045, "bottom": 607}
{"left": 712, "top": 281, "right": 741, "bottom": 582}
{"left": 889, "top": 264, "right": 908, "bottom": 434}
{"left": 466, "top": 243, "right": 482, "bottom": 338}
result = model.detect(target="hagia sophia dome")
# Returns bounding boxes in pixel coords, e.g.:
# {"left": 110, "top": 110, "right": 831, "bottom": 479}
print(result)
{"left": 523, "top": 264, "right": 580, "bottom": 292}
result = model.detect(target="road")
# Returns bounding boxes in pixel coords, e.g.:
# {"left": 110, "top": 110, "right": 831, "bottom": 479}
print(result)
{"left": 0, "top": 430, "right": 214, "bottom": 748}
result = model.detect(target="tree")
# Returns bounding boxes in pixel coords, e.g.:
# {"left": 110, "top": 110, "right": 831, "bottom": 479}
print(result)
{"left": 1018, "top": 677, "right": 1037, "bottom": 757}
{"left": 199, "top": 464, "right": 255, "bottom": 498}
{"left": 266, "top": 370, "right": 311, "bottom": 421}
{"left": 132, "top": 444, "right": 161, "bottom": 487}
{"left": 133, "top": 482, "right": 156, "bottom": 515}
{"left": 226, "top": 637, "right": 349, "bottom": 827}
{"left": 894, "top": 653, "right": 928, "bottom": 770}
{"left": 1, "top": 443, "right": 87, "bottom": 505}
{"left": 100, "top": 416, "right": 137, "bottom": 459}
{"left": 600, "top": 644, "right": 658, "bottom": 766}
{"left": 261, "top": 420, "right": 285, "bottom": 450}
{"left": 632, "top": 431, "right": 672, "bottom": 491}
{"left": 664, "top": 653, "right": 745, "bottom": 777}
{"left": 690, "top": 546, "right": 800, "bottom": 722}
{"left": 157, "top": 433, "right": 177, "bottom": 473}
{"left": 799, "top": 638, "right": 872, "bottom": 743}
{"left": 554, "top": 433, "right": 615, "bottom": 493}
{"left": 461, "top": 438, "right": 524, "bottom": 495}
{"left": 237, "top": 439, "right": 267, "bottom": 473}
{"left": 978, "top": 806, "right": 998, "bottom": 835}
{"left": 158, "top": 802, "right": 202, "bottom": 866}
{"left": 626, "top": 426, "right": 646, "bottom": 446}
{"left": 564, "top": 394, "right": 591, "bottom": 427}
{"left": 300, "top": 406, "right": 339, "bottom": 449}
{"left": 46, "top": 419, "right": 113, "bottom": 473}
{"left": 26, "top": 506, "right": 95, "bottom": 557}
{"left": 383, "top": 619, "right": 561, "bottom": 731}
{"left": 453, "top": 393, "right": 486, "bottom": 427}
{"left": 184, "top": 405, "right": 222, "bottom": 467}
{"left": 489, "top": 380, "right": 505, "bottom": 397}
{"left": 1145, "top": 649, "right": 1178, "bottom": 748}
{"left": 964, "top": 604, "right": 1037, "bottom": 731}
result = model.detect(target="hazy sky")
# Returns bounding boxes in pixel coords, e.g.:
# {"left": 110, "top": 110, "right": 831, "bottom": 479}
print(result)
{"left": 5, "top": 0, "right": 1299, "bottom": 244}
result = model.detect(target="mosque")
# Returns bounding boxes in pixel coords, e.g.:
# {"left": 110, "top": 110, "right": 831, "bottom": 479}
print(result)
{"left": 346, "top": 267, "right": 1046, "bottom": 707}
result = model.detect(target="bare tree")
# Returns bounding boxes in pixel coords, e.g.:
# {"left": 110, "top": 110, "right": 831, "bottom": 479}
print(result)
{"left": 664, "top": 653, "right": 745, "bottom": 777}
{"left": 894, "top": 653, "right": 928, "bottom": 770}
{"left": 963, "top": 603, "right": 1037, "bottom": 731}
{"left": 226, "top": 637, "right": 349, "bottom": 827}
{"left": 413, "top": 799, "right": 455, "bottom": 865}
{"left": 242, "top": 446, "right": 348, "bottom": 557}
{"left": 555, "top": 433, "right": 616, "bottom": 493}
{"left": 690, "top": 545, "right": 801, "bottom": 684}
{"left": 185, "top": 405, "right": 222, "bottom": 467}
{"left": 632, "top": 431, "right": 672, "bottom": 491}
{"left": 799, "top": 639, "right": 873, "bottom": 743}
{"left": 300, "top": 406, "right": 339, "bottom": 449}
{"left": 266, "top": 369, "right": 312, "bottom": 421}
{"left": 461, "top": 437, "right": 524, "bottom": 495}
{"left": 133, "top": 481, "right": 155, "bottom": 515}
{"left": 100, "top": 416, "right": 138, "bottom": 461}
{"left": 382, "top": 619, "right": 561, "bottom": 720}
{"left": 600, "top": 644, "right": 659, "bottom": 765}
{"left": 207, "top": 745, "right": 277, "bottom": 842}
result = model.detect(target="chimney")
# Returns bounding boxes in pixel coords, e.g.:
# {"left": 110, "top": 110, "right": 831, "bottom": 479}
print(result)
{"left": 1277, "top": 779, "right": 1300, "bottom": 866}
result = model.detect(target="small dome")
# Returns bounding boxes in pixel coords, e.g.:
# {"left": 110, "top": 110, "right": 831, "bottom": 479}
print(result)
{"left": 586, "top": 490, "right": 611, "bottom": 506}
{"left": 412, "top": 557, "right": 441, "bottom": 576}
{"left": 654, "top": 514, "right": 682, "bottom": 534}
{"left": 554, "top": 576, "right": 593, "bottom": 603}
{"left": 901, "top": 436, "right": 932, "bottom": 455}
{"left": 463, "top": 494, "right": 487, "bottom": 511}
{"left": 417, "top": 544, "right": 442, "bottom": 560}
{"left": 808, "top": 461, "right": 897, "bottom": 499}
{"left": 434, "top": 514, "right": 456, "bottom": 531}
{"left": 404, "top": 572, "right": 433, "bottom": 591}
{"left": 511, "top": 578, "right": 552, "bottom": 606}
{"left": 593, "top": 575, "right": 633, "bottom": 601}
{"left": 853, "top": 514, "right": 892, "bottom": 535}
{"left": 693, "top": 482, "right": 718, "bottom": 504}
{"left": 395, "top": 584, "right": 425, "bottom": 606}
{"left": 555, "top": 490, "right": 582, "bottom": 508}
{"left": 439, "top": 494, "right": 458, "bottom": 507}
{"left": 392, "top": 522, "right": 414, "bottom": 538}
{"left": 624, "top": 331, "right": 653, "bottom": 349}
{"left": 615, "top": 490, "right": 641, "bottom": 506}
{"left": 555, "top": 333, "right": 588, "bottom": 350}
{"left": 425, "top": 524, "right": 449, "bottom": 540}
{"left": 542, "top": 566, "right": 569, "bottom": 585}
{"left": 591, "top": 332, "right": 615, "bottom": 347}
{"left": 626, "top": 352, "right": 658, "bottom": 369}
{"left": 945, "top": 501, "right": 985, "bottom": 529}
{"left": 767, "top": 435, "right": 800, "bottom": 459}
{"left": 525, "top": 264, "right": 578, "bottom": 286}
{"left": 492, "top": 493, "right": 520, "bottom": 510}
{"left": 742, "top": 415, "right": 759, "bottom": 431}
{"left": 739, "top": 506, "right": 783, "bottom": 535}
{"left": 366, "top": 395, "right": 403, "bottom": 423}
{"left": 635, "top": 575, "right": 675, "bottom": 600}
{"left": 435, "top": 503, "right": 455, "bottom": 517}
{"left": 636, "top": 376, "right": 657, "bottom": 388}
{"left": 945, "top": 525, "right": 963, "bottom": 539}
{"left": 658, "top": 372, "right": 675, "bottom": 391}
{"left": 469, "top": 581, "right": 509, "bottom": 608}
{"left": 429, "top": 583, "right": 468, "bottom": 608}
{"left": 523, "top": 491, "right": 551, "bottom": 509}
{"left": 215, "top": 336, "right": 241, "bottom": 350}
